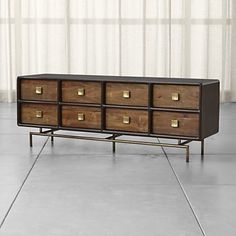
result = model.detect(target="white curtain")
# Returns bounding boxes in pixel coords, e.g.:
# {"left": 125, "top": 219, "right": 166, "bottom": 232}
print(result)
{"left": 0, "top": 0, "right": 235, "bottom": 102}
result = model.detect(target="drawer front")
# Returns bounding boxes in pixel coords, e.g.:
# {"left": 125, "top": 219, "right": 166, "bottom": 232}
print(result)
{"left": 153, "top": 85, "right": 200, "bottom": 109}
{"left": 153, "top": 111, "right": 199, "bottom": 137}
{"left": 106, "top": 108, "right": 148, "bottom": 133}
{"left": 62, "top": 81, "right": 101, "bottom": 104}
{"left": 106, "top": 83, "right": 148, "bottom": 106}
{"left": 21, "top": 103, "right": 58, "bottom": 126}
{"left": 21, "top": 79, "right": 57, "bottom": 101}
{"left": 62, "top": 106, "right": 101, "bottom": 129}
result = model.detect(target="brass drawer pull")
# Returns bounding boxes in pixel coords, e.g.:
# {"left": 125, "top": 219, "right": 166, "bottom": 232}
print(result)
{"left": 35, "top": 87, "right": 43, "bottom": 95}
{"left": 78, "top": 113, "right": 85, "bottom": 121}
{"left": 171, "top": 119, "right": 179, "bottom": 128}
{"left": 123, "top": 116, "right": 130, "bottom": 124}
{"left": 78, "top": 88, "right": 85, "bottom": 96}
{"left": 123, "top": 90, "right": 130, "bottom": 98}
{"left": 36, "top": 111, "right": 43, "bottom": 118}
{"left": 172, "top": 93, "right": 179, "bottom": 101}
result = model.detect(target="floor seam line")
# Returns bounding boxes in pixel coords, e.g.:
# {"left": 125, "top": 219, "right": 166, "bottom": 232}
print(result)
{"left": 0, "top": 137, "right": 49, "bottom": 230}
{"left": 157, "top": 138, "right": 207, "bottom": 236}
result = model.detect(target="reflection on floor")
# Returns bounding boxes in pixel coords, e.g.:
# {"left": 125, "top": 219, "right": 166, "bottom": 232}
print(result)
{"left": 0, "top": 103, "right": 235, "bottom": 236}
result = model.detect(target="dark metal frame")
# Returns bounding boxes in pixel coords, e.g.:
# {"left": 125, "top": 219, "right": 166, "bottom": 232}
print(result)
{"left": 29, "top": 128, "right": 193, "bottom": 162}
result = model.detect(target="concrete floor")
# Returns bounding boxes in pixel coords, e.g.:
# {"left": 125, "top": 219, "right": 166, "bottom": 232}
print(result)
{"left": 0, "top": 103, "right": 235, "bottom": 236}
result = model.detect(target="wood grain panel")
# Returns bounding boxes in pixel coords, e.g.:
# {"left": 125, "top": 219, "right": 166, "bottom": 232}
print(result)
{"left": 106, "top": 83, "right": 148, "bottom": 106}
{"left": 62, "top": 106, "right": 101, "bottom": 129}
{"left": 106, "top": 108, "right": 148, "bottom": 133}
{"left": 21, "top": 79, "right": 57, "bottom": 101}
{"left": 62, "top": 81, "right": 101, "bottom": 104}
{"left": 153, "top": 111, "right": 199, "bottom": 137}
{"left": 153, "top": 85, "right": 200, "bottom": 109}
{"left": 21, "top": 103, "right": 58, "bottom": 126}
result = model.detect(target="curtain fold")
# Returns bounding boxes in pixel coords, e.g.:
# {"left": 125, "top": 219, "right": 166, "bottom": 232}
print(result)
{"left": 0, "top": 0, "right": 234, "bottom": 102}
{"left": 230, "top": 0, "right": 236, "bottom": 101}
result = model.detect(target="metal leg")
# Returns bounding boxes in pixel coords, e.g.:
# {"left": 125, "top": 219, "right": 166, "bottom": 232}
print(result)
{"left": 201, "top": 139, "right": 204, "bottom": 156}
{"left": 51, "top": 131, "right": 54, "bottom": 143}
{"left": 178, "top": 139, "right": 181, "bottom": 145}
{"left": 29, "top": 133, "right": 33, "bottom": 147}
{"left": 186, "top": 146, "right": 189, "bottom": 163}
{"left": 112, "top": 134, "right": 116, "bottom": 153}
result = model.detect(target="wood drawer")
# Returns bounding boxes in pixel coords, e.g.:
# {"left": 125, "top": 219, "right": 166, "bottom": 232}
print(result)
{"left": 106, "top": 83, "right": 148, "bottom": 106}
{"left": 152, "top": 111, "right": 199, "bottom": 137}
{"left": 62, "top": 81, "right": 101, "bottom": 104}
{"left": 153, "top": 85, "right": 200, "bottom": 109}
{"left": 21, "top": 79, "right": 57, "bottom": 101}
{"left": 21, "top": 103, "right": 58, "bottom": 126}
{"left": 62, "top": 106, "right": 101, "bottom": 129}
{"left": 106, "top": 108, "right": 148, "bottom": 133}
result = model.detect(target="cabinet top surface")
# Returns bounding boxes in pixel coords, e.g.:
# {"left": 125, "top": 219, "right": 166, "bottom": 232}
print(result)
{"left": 18, "top": 73, "right": 219, "bottom": 85}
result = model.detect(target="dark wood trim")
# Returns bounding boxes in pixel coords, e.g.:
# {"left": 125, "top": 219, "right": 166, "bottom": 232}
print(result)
{"left": 148, "top": 83, "right": 153, "bottom": 134}
{"left": 101, "top": 81, "right": 105, "bottom": 131}
{"left": 18, "top": 74, "right": 219, "bottom": 85}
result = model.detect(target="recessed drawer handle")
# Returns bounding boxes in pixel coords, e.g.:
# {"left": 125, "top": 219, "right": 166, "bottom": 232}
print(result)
{"left": 35, "top": 87, "right": 43, "bottom": 95}
{"left": 78, "top": 113, "right": 85, "bottom": 121}
{"left": 172, "top": 93, "right": 179, "bottom": 101}
{"left": 171, "top": 119, "right": 179, "bottom": 128}
{"left": 35, "top": 111, "right": 43, "bottom": 118}
{"left": 78, "top": 88, "right": 85, "bottom": 96}
{"left": 123, "top": 116, "right": 130, "bottom": 124}
{"left": 123, "top": 91, "right": 130, "bottom": 99}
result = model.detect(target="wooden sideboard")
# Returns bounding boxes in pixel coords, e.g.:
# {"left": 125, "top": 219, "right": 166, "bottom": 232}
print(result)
{"left": 17, "top": 74, "right": 220, "bottom": 162}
